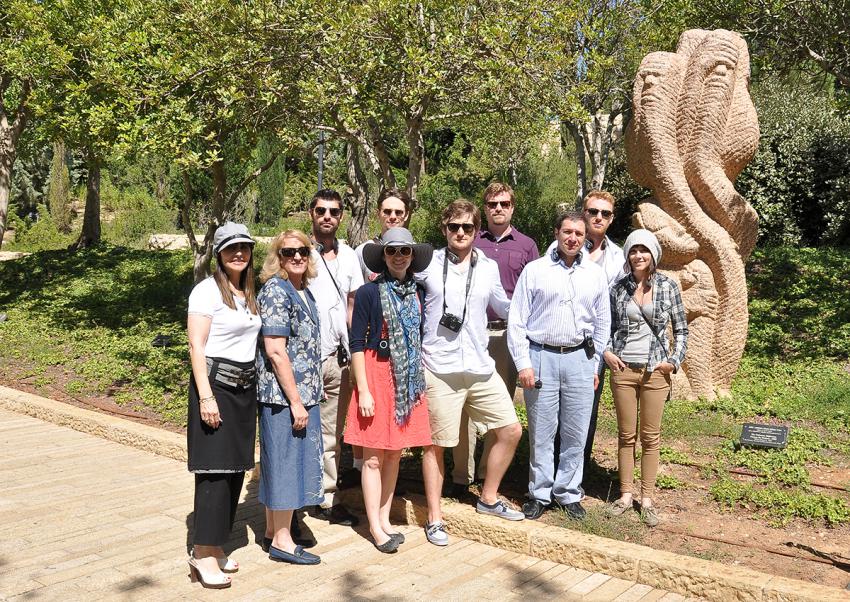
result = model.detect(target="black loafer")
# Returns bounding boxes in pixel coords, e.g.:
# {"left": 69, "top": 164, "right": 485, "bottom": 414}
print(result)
{"left": 269, "top": 544, "right": 320, "bottom": 565}
{"left": 522, "top": 499, "right": 548, "bottom": 520}
{"left": 314, "top": 504, "right": 359, "bottom": 526}
{"left": 373, "top": 537, "right": 400, "bottom": 554}
{"left": 563, "top": 501, "right": 587, "bottom": 520}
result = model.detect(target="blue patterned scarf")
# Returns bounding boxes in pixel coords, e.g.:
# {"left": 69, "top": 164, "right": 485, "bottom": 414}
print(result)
{"left": 378, "top": 275, "right": 426, "bottom": 425}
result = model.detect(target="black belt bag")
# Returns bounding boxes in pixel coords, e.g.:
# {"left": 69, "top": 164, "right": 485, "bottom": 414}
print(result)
{"left": 206, "top": 357, "right": 256, "bottom": 389}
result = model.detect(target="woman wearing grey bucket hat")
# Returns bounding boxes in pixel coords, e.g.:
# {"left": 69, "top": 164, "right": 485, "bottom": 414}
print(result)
{"left": 603, "top": 229, "right": 688, "bottom": 528}
{"left": 344, "top": 228, "right": 434, "bottom": 553}
{"left": 186, "top": 221, "right": 259, "bottom": 588}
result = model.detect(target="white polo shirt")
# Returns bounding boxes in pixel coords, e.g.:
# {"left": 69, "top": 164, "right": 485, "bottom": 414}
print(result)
{"left": 418, "top": 248, "right": 510, "bottom": 375}
{"left": 308, "top": 241, "right": 364, "bottom": 359}
{"left": 188, "top": 277, "right": 261, "bottom": 362}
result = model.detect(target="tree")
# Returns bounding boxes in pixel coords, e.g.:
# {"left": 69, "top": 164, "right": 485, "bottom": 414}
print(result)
{"left": 274, "top": 1, "right": 585, "bottom": 230}
{"left": 117, "top": 0, "right": 309, "bottom": 281}
{"left": 47, "top": 141, "right": 72, "bottom": 232}
{"left": 0, "top": 0, "right": 71, "bottom": 250}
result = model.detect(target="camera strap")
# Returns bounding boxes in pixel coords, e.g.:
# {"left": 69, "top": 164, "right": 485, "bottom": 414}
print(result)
{"left": 442, "top": 250, "right": 475, "bottom": 325}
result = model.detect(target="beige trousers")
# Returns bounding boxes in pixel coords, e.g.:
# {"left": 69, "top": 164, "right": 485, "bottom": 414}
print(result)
{"left": 451, "top": 328, "right": 518, "bottom": 485}
{"left": 610, "top": 366, "right": 670, "bottom": 498}
{"left": 319, "top": 355, "right": 352, "bottom": 508}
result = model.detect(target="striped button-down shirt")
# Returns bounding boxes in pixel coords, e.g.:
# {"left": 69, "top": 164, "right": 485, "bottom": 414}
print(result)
{"left": 508, "top": 249, "right": 611, "bottom": 372}
{"left": 607, "top": 272, "right": 688, "bottom": 371}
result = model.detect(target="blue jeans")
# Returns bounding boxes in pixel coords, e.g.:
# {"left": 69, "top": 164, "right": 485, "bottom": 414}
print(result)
{"left": 524, "top": 346, "right": 595, "bottom": 505}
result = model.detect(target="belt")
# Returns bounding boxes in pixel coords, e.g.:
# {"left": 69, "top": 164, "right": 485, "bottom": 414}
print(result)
{"left": 487, "top": 320, "right": 507, "bottom": 330}
{"left": 624, "top": 362, "right": 647, "bottom": 370}
{"left": 206, "top": 358, "right": 256, "bottom": 388}
{"left": 529, "top": 340, "right": 584, "bottom": 354}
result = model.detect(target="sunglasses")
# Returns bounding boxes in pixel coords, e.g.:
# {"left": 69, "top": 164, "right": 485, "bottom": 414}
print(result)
{"left": 446, "top": 222, "right": 475, "bottom": 234}
{"left": 313, "top": 206, "right": 342, "bottom": 218}
{"left": 381, "top": 208, "right": 406, "bottom": 217}
{"left": 384, "top": 246, "right": 413, "bottom": 257}
{"left": 278, "top": 246, "right": 310, "bottom": 258}
{"left": 586, "top": 208, "right": 613, "bottom": 219}
{"left": 485, "top": 200, "right": 513, "bottom": 209}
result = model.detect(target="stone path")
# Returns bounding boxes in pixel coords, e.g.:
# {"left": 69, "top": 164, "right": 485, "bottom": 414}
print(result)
{"left": 0, "top": 408, "right": 693, "bottom": 601}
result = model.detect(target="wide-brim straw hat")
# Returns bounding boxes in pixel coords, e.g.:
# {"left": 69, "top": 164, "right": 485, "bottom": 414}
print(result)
{"left": 362, "top": 227, "right": 433, "bottom": 274}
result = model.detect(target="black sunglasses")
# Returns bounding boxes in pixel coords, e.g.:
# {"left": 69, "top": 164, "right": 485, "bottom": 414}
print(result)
{"left": 586, "top": 208, "right": 613, "bottom": 219}
{"left": 446, "top": 222, "right": 475, "bottom": 234}
{"left": 314, "top": 206, "right": 342, "bottom": 218}
{"left": 384, "top": 246, "right": 413, "bottom": 257}
{"left": 485, "top": 200, "right": 513, "bottom": 209}
{"left": 278, "top": 246, "right": 310, "bottom": 258}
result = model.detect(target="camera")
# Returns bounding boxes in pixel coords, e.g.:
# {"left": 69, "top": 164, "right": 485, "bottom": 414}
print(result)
{"left": 583, "top": 335, "right": 595, "bottom": 360}
{"left": 439, "top": 313, "right": 463, "bottom": 333}
{"left": 377, "top": 338, "right": 391, "bottom": 359}
{"left": 336, "top": 343, "right": 351, "bottom": 367}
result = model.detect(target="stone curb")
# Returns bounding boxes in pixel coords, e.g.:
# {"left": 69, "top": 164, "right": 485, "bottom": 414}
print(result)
{"left": 0, "top": 385, "right": 187, "bottom": 462}
{"left": 1, "top": 385, "right": 847, "bottom": 602}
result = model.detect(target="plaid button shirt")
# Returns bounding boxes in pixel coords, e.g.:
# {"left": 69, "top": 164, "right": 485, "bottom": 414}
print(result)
{"left": 606, "top": 272, "right": 688, "bottom": 371}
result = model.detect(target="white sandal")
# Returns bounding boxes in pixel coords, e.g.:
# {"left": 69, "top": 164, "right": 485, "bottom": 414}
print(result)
{"left": 188, "top": 556, "right": 232, "bottom": 589}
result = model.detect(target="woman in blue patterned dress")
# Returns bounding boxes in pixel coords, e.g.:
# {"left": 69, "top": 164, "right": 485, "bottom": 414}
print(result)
{"left": 256, "top": 230, "right": 324, "bottom": 565}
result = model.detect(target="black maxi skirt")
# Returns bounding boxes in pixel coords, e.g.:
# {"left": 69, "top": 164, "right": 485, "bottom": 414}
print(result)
{"left": 187, "top": 358, "right": 257, "bottom": 473}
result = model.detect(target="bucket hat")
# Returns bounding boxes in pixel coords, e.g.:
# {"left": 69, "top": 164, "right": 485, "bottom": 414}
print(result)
{"left": 362, "top": 227, "right": 433, "bottom": 274}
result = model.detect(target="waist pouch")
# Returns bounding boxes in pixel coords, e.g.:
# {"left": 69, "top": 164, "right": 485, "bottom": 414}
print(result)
{"left": 206, "top": 357, "right": 256, "bottom": 388}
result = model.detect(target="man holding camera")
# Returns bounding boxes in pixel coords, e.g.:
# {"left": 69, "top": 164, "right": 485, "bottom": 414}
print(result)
{"left": 508, "top": 211, "right": 610, "bottom": 521}
{"left": 308, "top": 189, "right": 364, "bottom": 526}
{"left": 418, "top": 199, "right": 525, "bottom": 547}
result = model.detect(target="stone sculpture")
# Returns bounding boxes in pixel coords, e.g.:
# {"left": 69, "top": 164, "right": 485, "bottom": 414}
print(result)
{"left": 625, "top": 29, "right": 759, "bottom": 400}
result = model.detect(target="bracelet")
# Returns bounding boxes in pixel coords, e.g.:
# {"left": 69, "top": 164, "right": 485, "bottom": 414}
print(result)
{"left": 199, "top": 395, "right": 215, "bottom": 404}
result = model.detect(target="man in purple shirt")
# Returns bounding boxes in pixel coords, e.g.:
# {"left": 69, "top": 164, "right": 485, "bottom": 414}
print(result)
{"left": 450, "top": 182, "right": 539, "bottom": 496}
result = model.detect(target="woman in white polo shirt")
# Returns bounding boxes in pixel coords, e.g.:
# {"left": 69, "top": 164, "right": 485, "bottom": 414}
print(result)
{"left": 186, "top": 222, "right": 261, "bottom": 589}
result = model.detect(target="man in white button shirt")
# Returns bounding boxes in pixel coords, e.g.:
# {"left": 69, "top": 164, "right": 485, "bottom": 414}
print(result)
{"left": 307, "top": 189, "right": 364, "bottom": 527}
{"left": 509, "top": 211, "right": 611, "bottom": 521}
{"left": 419, "top": 199, "right": 525, "bottom": 546}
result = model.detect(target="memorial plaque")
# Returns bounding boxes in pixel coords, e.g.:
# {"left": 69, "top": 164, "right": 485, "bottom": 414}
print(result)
{"left": 740, "top": 423, "right": 789, "bottom": 449}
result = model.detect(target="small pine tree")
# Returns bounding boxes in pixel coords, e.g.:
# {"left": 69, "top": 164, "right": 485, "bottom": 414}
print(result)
{"left": 48, "top": 141, "right": 73, "bottom": 233}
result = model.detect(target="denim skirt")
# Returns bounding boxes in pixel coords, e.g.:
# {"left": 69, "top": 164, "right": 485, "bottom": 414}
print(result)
{"left": 258, "top": 403, "right": 325, "bottom": 510}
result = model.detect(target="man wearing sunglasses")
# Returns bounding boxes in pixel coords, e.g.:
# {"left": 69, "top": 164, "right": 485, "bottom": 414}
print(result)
{"left": 450, "top": 182, "right": 539, "bottom": 498}
{"left": 307, "top": 189, "right": 364, "bottom": 527}
{"left": 355, "top": 188, "right": 411, "bottom": 281}
{"left": 579, "top": 191, "right": 625, "bottom": 483}
{"left": 418, "top": 199, "right": 525, "bottom": 547}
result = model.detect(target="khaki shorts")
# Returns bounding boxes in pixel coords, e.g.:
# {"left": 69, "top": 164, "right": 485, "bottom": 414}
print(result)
{"left": 425, "top": 369, "right": 519, "bottom": 447}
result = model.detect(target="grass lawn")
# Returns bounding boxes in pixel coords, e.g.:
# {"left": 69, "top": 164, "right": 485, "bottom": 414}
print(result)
{"left": 1, "top": 243, "right": 849, "bottom": 528}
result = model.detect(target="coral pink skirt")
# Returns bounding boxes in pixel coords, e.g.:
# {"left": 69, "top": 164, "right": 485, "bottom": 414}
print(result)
{"left": 344, "top": 350, "right": 432, "bottom": 450}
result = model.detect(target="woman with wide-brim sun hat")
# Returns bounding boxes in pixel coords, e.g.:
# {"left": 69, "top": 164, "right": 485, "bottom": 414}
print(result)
{"left": 603, "top": 229, "right": 688, "bottom": 527}
{"left": 186, "top": 221, "right": 260, "bottom": 589}
{"left": 344, "top": 227, "right": 434, "bottom": 553}
{"left": 256, "top": 229, "right": 325, "bottom": 565}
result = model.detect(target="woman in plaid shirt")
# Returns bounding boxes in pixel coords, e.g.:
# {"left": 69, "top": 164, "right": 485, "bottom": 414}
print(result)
{"left": 603, "top": 229, "right": 688, "bottom": 527}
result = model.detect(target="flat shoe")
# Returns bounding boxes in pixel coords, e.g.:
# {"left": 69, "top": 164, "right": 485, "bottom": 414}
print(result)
{"left": 269, "top": 544, "right": 321, "bottom": 565}
{"left": 373, "top": 537, "right": 400, "bottom": 554}
{"left": 605, "top": 499, "right": 632, "bottom": 517}
{"left": 389, "top": 532, "right": 405, "bottom": 545}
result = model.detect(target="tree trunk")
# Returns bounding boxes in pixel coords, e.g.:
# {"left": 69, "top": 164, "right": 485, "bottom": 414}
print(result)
{"left": 192, "top": 160, "right": 228, "bottom": 283}
{"left": 344, "top": 142, "right": 370, "bottom": 247}
{"left": 405, "top": 112, "right": 425, "bottom": 211}
{"left": 0, "top": 151, "right": 13, "bottom": 252}
{"left": 563, "top": 120, "right": 587, "bottom": 208}
{"left": 75, "top": 154, "right": 101, "bottom": 248}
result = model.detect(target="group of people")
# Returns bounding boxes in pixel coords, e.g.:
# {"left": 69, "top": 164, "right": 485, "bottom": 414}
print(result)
{"left": 184, "top": 183, "right": 688, "bottom": 589}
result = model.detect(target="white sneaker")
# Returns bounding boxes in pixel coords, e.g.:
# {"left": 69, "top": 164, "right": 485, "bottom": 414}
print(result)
{"left": 425, "top": 521, "right": 449, "bottom": 546}
{"left": 476, "top": 498, "right": 525, "bottom": 521}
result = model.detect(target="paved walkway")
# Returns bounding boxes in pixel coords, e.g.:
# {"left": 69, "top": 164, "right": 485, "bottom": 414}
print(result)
{"left": 0, "top": 408, "right": 692, "bottom": 601}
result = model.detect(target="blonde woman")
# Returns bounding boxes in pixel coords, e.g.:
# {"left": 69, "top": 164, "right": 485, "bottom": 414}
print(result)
{"left": 256, "top": 230, "right": 324, "bottom": 565}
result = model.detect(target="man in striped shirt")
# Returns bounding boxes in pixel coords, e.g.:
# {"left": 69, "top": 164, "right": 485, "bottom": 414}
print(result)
{"left": 508, "top": 211, "right": 611, "bottom": 520}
